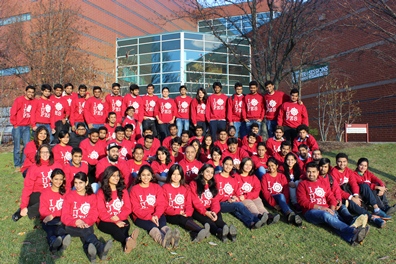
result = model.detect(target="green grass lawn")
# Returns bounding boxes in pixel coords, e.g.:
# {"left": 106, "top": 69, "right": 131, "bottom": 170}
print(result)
{"left": 1, "top": 143, "right": 396, "bottom": 264}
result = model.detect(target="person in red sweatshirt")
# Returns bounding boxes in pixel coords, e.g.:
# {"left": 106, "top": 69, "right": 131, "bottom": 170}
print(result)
{"left": 235, "top": 157, "right": 280, "bottom": 224}
{"left": 191, "top": 87, "right": 208, "bottom": 134}
{"left": 206, "top": 82, "right": 228, "bottom": 141}
{"left": 122, "top": 84, "right": 143, "bottom": 125}
{"left": 242, "top": 81, "right": 265, "bottom": 135}
{"left": 199, "top": 134, "right": 214, "bottom": 163}
{"left": 263, "top": 81, "right": 290, "bottom": 138}
{"left": 51, "top": 84, "right": 71, "bottom": 143}
{"left": 137, "top": 127, "right": 160, "bottom": 153}
{"left": 39, "top": 169, "right": 71, "bottom": 253}
{"left": 215, "top": 157, "right": 266, "bottom": 231}
{"left": 190, "top": 164, "right": 232, "bottom": 242}
{"left": 162, "top": 124, "right": 178, "bottom": 150}
{"left": 277, "top": 88, "right": 309, "bottom": 142}
{"left": 170, "top": 137, "right": 184, "bottom": 164}
{"left": 97, "top": 166, "right": 139, "bottom": 253}
{"left": 108, "top": 126, "right": 134, "bottom": 161}
{"left": 273, "top": 140, "right": 293, "bottom": 167}
{"left": 190, "top": 125, "right": 205, "bottom": 144}
{"left": 69, "top": 84, "right": 88, "bottom": 132}
{"left": 261, "top": 157, "right": 302, "bottom": 226}
{"left": 214, "top": 129, "right": 228, "bottom": 153}
{"left": 280, "top": 153, "right": 303, "bottom": 212}
{"left": 297, "top": 144, "right": 313, "bottom": 171}
{"left": 127, "top": 144, "right": 149, "bottom": 179}
{"left": 52, "top": 131, "right": 72, "bottom": 165}
{"left": 227, "top": 82, "right": 245, "bottom": 138}
{"left": 61, "top": 172, "right": 113, "bottom": 262}
{"left": 62, "top": 83, "right": 78, "bottom": 107}
{"left": 241, "top": 132, "right": 258, "bottom": 156}
{"left": 292, "top": 124, "right": 319, "bottom": 154}
{"left": 222, "top": 138, "right": 249, "bottom": 171}
{"left": 266, "top": 125, "right": 286, "bottom": 156}
{"left": 13, "top": 144, "right": 62, "bottom": 222}
{"left": 297, "top": 162, "right": 369, "bottom": 245}
{"left": 175, "top": 85, "right": 192, "bottom": 137}
{"left": 104, "top": 112, "right": 117, "bottom": 141}
{"left": 11, "top": 85, "right": 35, "bottom": 171}
{"left": 31, "top": 84, "right": 56, "bottom": 143}
{"left": 63, "top": 147, "right": 89, "bottom": 191}
{"left": 130, "top": 165, "right": 179, "bottom": 248}
{"left": 84, "top": 86, "right": 108, "bottom": 129}
{"left": 122, "top": 106, "right": 141, "bottom": 138}
{"left": 163, "top": 164, "right": 210, "bottom": 242}
{"left": 179, "top": 146, "right": 203, "bottom": 184}
{"left": 155, "top": 87, "right": 176, "bottom": 141}
{"left": 105, "top": 83, "right": 124, "bottom": 125}
{"left": 252, "top": 142, "right": 270, "bottom": 180}
{"left": 151, "top": 146, "right": 174, "bottom": 186}
{"left": 142, "top": 83, "right": 159, "bottom": 137}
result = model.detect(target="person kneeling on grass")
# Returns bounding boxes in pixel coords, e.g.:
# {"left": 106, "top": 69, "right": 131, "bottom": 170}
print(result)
{"left": 61, "top": 172, "right": 113, "bottom": 263}
{"left": 97, "top": 166, "right": 139, "bottom": 254}
{"left": 297, "top": 162, "right": 369, "bottom": 246}
{"left": 261, "top": 157, "right": 302, "bottom": 226}
{"left": 130, "top": 165, "right": 179, "bottom": 248}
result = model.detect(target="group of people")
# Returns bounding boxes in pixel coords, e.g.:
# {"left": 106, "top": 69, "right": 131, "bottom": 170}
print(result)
{"left": 10, "top": 81, "right": 395, "bottom": 262}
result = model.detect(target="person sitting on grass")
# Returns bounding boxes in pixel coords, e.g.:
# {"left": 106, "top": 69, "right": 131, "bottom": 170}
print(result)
{"left": 252, "top": 142, "right": 270, "bottom": 181}
{"left": 63, "top": 147, "right": 89, "bottom": 191}
{"left": 292, "top": 124, "right": 319, "bottom": 154}
{"left": 52, "top": 130, "right": 72, "bottom": 165}
{"left": 297, "top": 162, "right": 370, "bottom": 246}
{"left": 241, "top": 132, "right": 258, "bottom": 156}
{"left": 265, "top": 125, "right": 285, "bottom": 157}
{"left": 261, "top": 157, "right": 302, "bottom": 226}
{"left": 169, "top": 137, "right": 184, "bottom": 164}
{"left": 222, "top": 138, "right": 249, "bottom": 171}
{"left": 199, "top": 134, "right": 214, "bottom": 163}
{"left": 207, "top": 146, "right": 223, "bottom": 174}
{"left": 151, "top": 146, "right": 174, "bottom": 186}
{"left": 272, "top": 140, "right": 292, "bottom": 167}
{"left": 279, "top": 152, "right": 302, "bottom": 213}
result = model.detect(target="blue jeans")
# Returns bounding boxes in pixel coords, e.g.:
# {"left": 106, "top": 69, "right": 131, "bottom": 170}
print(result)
{"left": 12, "top": 126, "right": 31, "bottom": 167}
{"left": 91, "top": 124, "right": 103, "bottom": 129}
{"left": 337, "top": 204, "right": 355, "bottom": 225}
{"left": 220, "top": 201, "right": 259, "bottom": 228}
{"left": 176, "top": 118, "right": 189, "bottom": 136}
{"left": 134, "top": 215, "right": 167, "bottom": 232}
{"left": 246, "top": 120, "right": 262, "bottom": 134}
{"left": 36, "top": 123, "right": 53, "bottom": 144}
{"left": 305, "top": 209, "right": 355, "bottom": 243}
{"left": 209, "top": 120, "right": 226, "bottom": 141}
{"left": 289, "top": 180, "right": 300, "bottom": 205}
{"left": 272, "top": 193, "right": 292, "bottom": 215}
{"left": 232, "top": 121, "right": 242, "bottom": 138}
{"left": 266, "top": 119, "right": 278, "bottom": 138}
{"left": 255, "top": 166, "right": 266, "bottom": 181}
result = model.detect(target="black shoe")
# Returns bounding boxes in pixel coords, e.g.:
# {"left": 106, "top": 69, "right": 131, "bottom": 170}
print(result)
{"left": 228, "top": 225, "right": 237, "bottom": 242}
{"left": 49, "top": 236, "right": 62, "bottom": 253}
{"left": 267, "top": 213, "right": 280, "bottom": 225}
{"left": 12, "top": 209, "right": 22, "bottom": 222}
{"left": 98, "top": 240, "right": 112, "bottom": 260}
{"left": 87, "top": 243, "right": 97, "bottom": 263}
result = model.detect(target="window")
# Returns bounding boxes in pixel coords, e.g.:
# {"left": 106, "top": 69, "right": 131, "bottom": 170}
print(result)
{"left": 162, "top": 62, "right": 180, "bottom": 73}
{"left": 184, "top": 40, "right": 203, "bottom": 51}
{"left": 163, "top": 51, "right": 180, "bottom": 62}
{"left": 162, "top": 40, "right": 180, "bottom": 51}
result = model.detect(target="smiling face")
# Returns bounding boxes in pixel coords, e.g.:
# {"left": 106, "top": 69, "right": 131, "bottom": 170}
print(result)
{"left": 71, "top": 152, "right": 82, "bottom": 166}
{"left": 147, "top": 85, "right": 154, "bottom": 95}
{"left": 40, "top": 146, "right": 50, "bottom": 161}
{"left": 336, "top": 157, "right": 348, "bottom": 170}
{"left": 139, "top": 169, "right": 152, "bottom": 186}
{"left": 358, "top": 161, "right": 368, "bottom": 173}
{"left": 112, "top": 86, "right": 120, "bottom": 95}
{"left": 37, "top": 129, "right": 48, "bottom": 143}
{"left": 162, "top": 89, "right": 169, "bottom": 98}
{"left": 51, "top": 174, "right": 64, "bottom": 190}
{"left": 60, "top": 133, "right": 70, "bottom": 145}
{"left": 319, "top": 163, "right": 329, "bottom": 176}
{"left": 204, "top": 136, "right": 212, "bottom": 146}
{"left": 25, "top": 88, "right": 35, "bottom": 99}
{"left": 213, "top": 85, "right": 222, "bottom": 94}
{"left": 219, "top": 131, "right": 227, "bottom": 141}
{"left": 267, "top": 161, "right": 278, "bottom": 174}
{"left": 286, "top": 155, "right": 297, "bottom": 168}
{"left": 42, "top": 89, "right": 51, "bottom": 98}
{"left": 291, "top": 93, "right": 299, "bottom": 102}
{"left": 171, "top": 169, "right": 182, "bottom": 185}
{"left": 274, "top": 129, "right": 284, "bottom": 140}
{"left": 108, "top": 147, "right": 119, "bottom": 162}
{"left": 99, "top": 130, "right": 107, "bottom": 140}
{"left": 116, "top": 131, "right": 125, "bottom": 141}
{"left": 108, "top": 114, "right": 117, "bottom": 124}
{"left": 89, "top": 132, "right": 99, "bottom": 144}
{"left": 157, "top": 150, "right": 167, "bottom": 163}
{"left": 257, "top": 145, "right": 266, "bottom": 158}
{"left": 203, "top": 167, "right": 214, "bottom": 183}
{"left": 306, "top": 166, "right": 319, "bottom": 182}
{"left": 54, "top": 88, "right": 63, "bottom": 97}
{"left": 65, "top": 85, "right": 73, "bottom": 95}
{"left": 93, "top": 89, "right": 101, "bottom": 98}
{"left": 133, "top": 148, "right": 144, "bottom": 162}
{"left": 242, "top": 160, "right": 253, "bottom": 175}
{"left": 185, "top": 146, "right": 196, "bottom": 161}
{"left": 74, "top": 178, "right": 88, "bottom": 195}
{"left": 212, "top": 151, "right": 221, "bottom": 162}
{"left": 109, "top": 171, "right": 120, "bottom": 187}
{"left": 222, "top": 159, "right": 233, "bottom": 174}
{"left": 78, "top": 88, "right": 87, "bottom": 97}
{"left": 249, "top": 84, "right": 258, "bottom": 94}
{"left": 228, "top": 143, "right": 237, "bottom": 154}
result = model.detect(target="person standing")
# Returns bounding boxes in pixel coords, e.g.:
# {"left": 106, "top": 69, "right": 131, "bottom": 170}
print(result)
{"left": 105, "top": 83, "right": 124, "bottom": 125}
{"left": 84, "top": 86, "right": 108, "bottom": 129}
{"left": 242, "top": 81, "right": 265, "bottom": 135}
{"left": 205, "top": 82, "right": 228, "bottom": 141}
{"left": 51, "top": 84, "right": 71, "bottom": 143}
{"left": 227, "top": 82, "right": 245, "bottom": 138}
{"left": 142, "top": 83, "right": 159, "bottom": 137}
{"left": 175, "top": 85, "right": 192, "bottom": 136}
{"left": 10, "top": 85, "right": 35, "bottom": 172}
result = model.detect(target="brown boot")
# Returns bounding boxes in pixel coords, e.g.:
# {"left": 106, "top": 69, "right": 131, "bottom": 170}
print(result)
{"left": 160, "top": 226, "right": 172, "bottom": 248}
{"left": 149, "top": 228, "right": 164, "bottom": 246}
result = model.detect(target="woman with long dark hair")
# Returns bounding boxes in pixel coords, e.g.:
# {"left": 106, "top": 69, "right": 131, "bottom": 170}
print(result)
{"left": 191, "top": 87, "right": 208, "bottom": 134}
{"left": 151, "top": 146, "right": 174, "bottom": 186}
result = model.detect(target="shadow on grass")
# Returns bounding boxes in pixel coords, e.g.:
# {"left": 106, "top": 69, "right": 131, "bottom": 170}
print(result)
{"left": 323, "top": 151, "right": 396, "bottom": 182}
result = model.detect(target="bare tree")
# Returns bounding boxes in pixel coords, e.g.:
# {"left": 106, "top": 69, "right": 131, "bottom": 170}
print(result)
{"left": 316, "top": 78, "right": 361, "bottom": 141}
{"left": 1, "top": 0, "right": 96, "bottom": 87}
{"left": 171, "top": 0, "right": 324, "bottom": 89}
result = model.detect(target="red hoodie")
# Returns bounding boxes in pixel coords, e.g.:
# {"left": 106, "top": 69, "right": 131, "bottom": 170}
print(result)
{"left": 129, "top": 183, "right": 166, "bottom": 221}
{"left": 261, "top": 172, "right": 290, "bottom": 207}
{"left": 10, "top": 95, "right": 34, "bottom": 127}
{"left": 242, "top": 93, "right": 265, "bottom": 120}
{"left": 235, "top": 173, "right": 261, "bottom": 200}
{"left": 142, "top": 94, "right": 159, "bottom": 118}
{"left": 155, "top": 98, "right": 176, "bottom": 124}
{"left": 266, "top": 137, "right": 285, "bottom": 156}
{"left": 205, "top": 94, "right": 228, "bottom": 121}
{"left": 105, "top": 94, "right": 124, "bottom": 124}
{"left": 20, "top": 160, "right": 63, "bottom": 209}
{"left": 297, "top": 178, "right": 337, "bottom": 214}
{"left": 292, "top": 135, "right": 319, "bottom": 153}
{"left": 31, "top": 98, "right": 55, "bottom": 129}
{"left": 122, "top": 94, "right": 143, "bottom": 122}
{"left": 84, "top": 97, "right": 108, "bottom": 125}
{"left": 52, "top": 144, "right": 72, "bottom": 164}
{"left": 162, "top": 183, "right": 194, "bottom": 217}
{"left": 63, "top": 161, "right": 89, "bottom": 191}
{"left": 330, "top": 167, "right": 360, "bottom": 199}
{"left": 97, "top": 189, "right": 131, "bottom": 222}
{"left": 39, "top": 188, "right": 64, "bottom": 220}
{"left": 189, "top": 181, "right": 221, "bottom": 215}
{"left": 227, "top": 94, "right": 244, "bottom": 122}
{"left": 175, "top": 95, "right": 192, "bottom": 119}
{"left": 79, "top": 138, "right": 106, "bottom": 166}
{"left": 277, "top": 101, "right": 309, "bottom": 128}
{"left": 69, "top": 96, "right": 86, "bottom": 127}
{"left": 190, "top": 98, "right": 206, "bottom": 125}
{"left": 264, "top": 91, "right": 290, "bottom": 121}
{"left": 352, "top": 170, "right": 385, "bottom": 190}
{"left": 214, "top": 174, "right": 241, "bottom": 202}
{"left": 179, "top": 158, "right": 203, "bottom": 184}
{"left": 61, "top": 190, "right": 98, "bottom": 227}
{"left": 51, "top": 95, "right": 70, "bottom": 122}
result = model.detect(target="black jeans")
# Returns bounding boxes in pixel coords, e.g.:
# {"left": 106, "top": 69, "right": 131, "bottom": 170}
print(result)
{"left": 192, "top": 211, "right": 226, "bottom": 235}
{"left": 42, "top": 217, "right": 67, "bottom": 245}
{"left": 97, "top": 220, "right": 130, "bottom": 246}
{"left": 134, "top": 215, "right": 167, "bottom": 232}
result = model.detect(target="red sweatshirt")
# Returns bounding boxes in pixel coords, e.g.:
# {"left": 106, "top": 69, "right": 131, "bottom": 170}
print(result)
{"left": 179, "top": 158, "right": 203, "bottom": 184}
{"left": 63, "top": 161, "right": 89, "bottom": 191}
{"left": 297, "top": 178, "right": 337, "bottom": 214}
{"left": 155, "top": 98, "right": 176, "bottom": 124}
{"left": 61, "top": 191, "right": 98, "bottom": 227}
{"left": 96, "top": 158, "right": 131, "bottom": 187}
{"left": 205, "top": 94, "right": 228, "bottom": 121}
{"left": 171, "top": 152, "right": 184, "bottom": 164}
{"left": 31, "top": 98, "right": 55, "bottom": 128}
{"left": 175, "top": 95, "right": 192, "bottom": 119}
{"left": 261, "top": 172, "right": 290, "bottom": 207}
{"left": 105, "top": 94, "right": 124, "bottom": 124}
{"left": 122, "top": 94, "right": 143, "bottom": 122}
{"left": 21, "top": 141, "right": 37, "bottom": 172}
{"left": 39, "top": 188, "right": 64, "bottom": 220}
{"left": 108, "top": 139, "right": 134, "bottom": 161}
{"left": 84, "top": 97, "right": 108, "bottom": 125}
{"left": 252, "top": 154, "right": 269, "bottom": 169}
{"left": 330, "top": 167, "right": 360, "bottom": 199}
{"left": 137, "top": 137, "right": 160, "bottom": 153}
{"left": 10, "top": 96, "right": 34, "bottom": 127}
{"left": 189, "top": 181, "right": 221, "bottom": 214}
{"left": 151, "top": 161, "right": 174, "bottom": 175}
{"left": 222, "top": 148, "right": 249, "bottom": 166}
{"left": 69, "top": 96, "right": 86, "bottom": 126}
{"left": 96, "top": 189, "right": 131, "bottom": 222}
{"left": 51, "top": 95, "right": 70, "bottom": 122}
{"left": 266, "top": 137, "right": 285, "bottom": 156}
{"left": 130, "top": 183, "right": 166, "bottom": 221}
{"left": 277, "top": 101, "right": 309, "bottom": 128}
{"left": 104, "top": 123, "right": 116, "bottom": 141}
{"left": 214, "top": 174, "right": 241, "bottom": 202}
{"left": 264, "top": 91, "right": 290, "bottom": 121}
{"left": 52, "top": 144, "right": 72, "bottom": 164}
{"left": 241, "top": 143, "right": 258, "bottom": 156}
{"left": 20, "top": 160, "right": 63, "bottom": 209}
{"left": 292, "top": 135, "right": 319, "bottom": 153}
{"left": 190, "top": 99, "right": 206, "bottom": 125}
{"left": 79, "top": 138, "right": 106, "bottom": 166}
{"left": 142, "top": 94, "right": 159, "bottom": 118}
{"left": 227, "top": 94, "right": 244, "bottom": 122}
{"left": 242, "top": 93, "right": 265, "bottom": 120}
{"left": 162, "top": 183, "right": 194, "bottom": 217}
{"left": 235, "top": 173, "right": 261, "bottom": 200}
{"left": 62, "top": 92, "right": 78, "bottom": 107}
{"left": 214, "top": 140, "right": 228, "bottom": 152}
{"left": 320, "top": 174, "right": 343, "bottom": 202}
{"left": 352, "top": 170, "right": 385, "bottom": 190}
